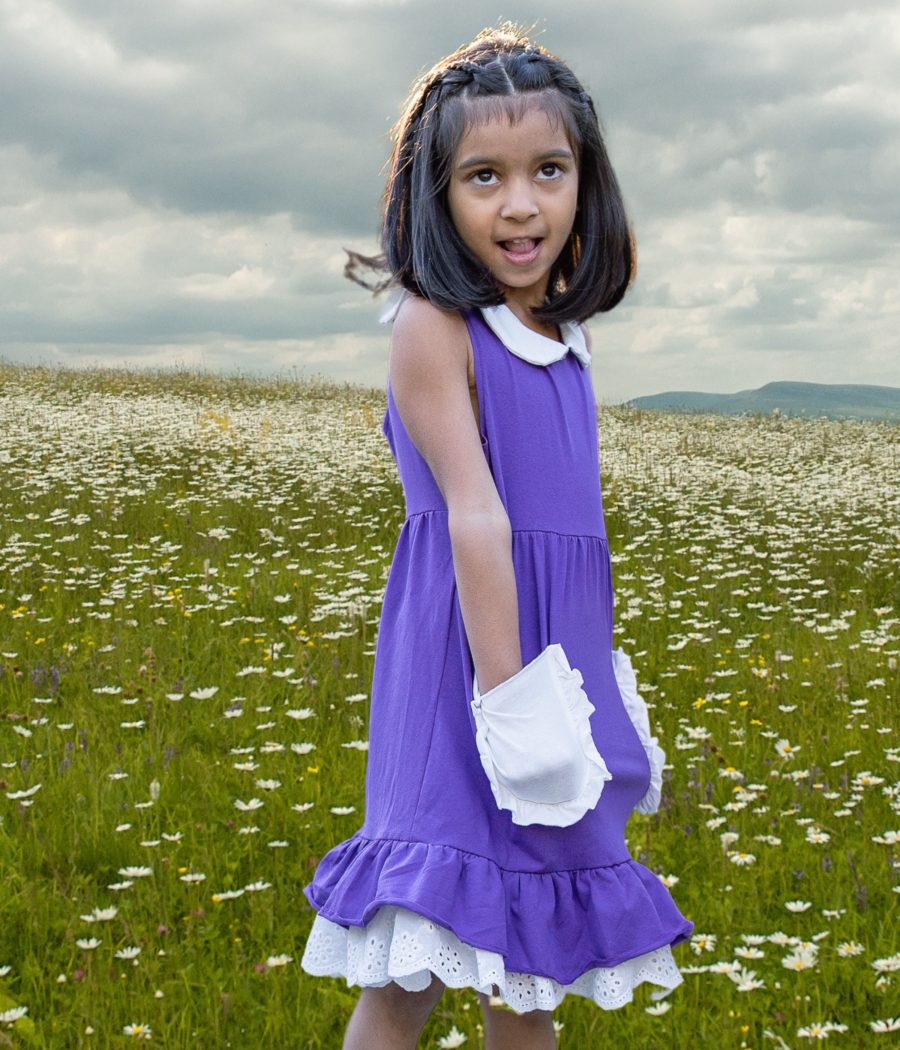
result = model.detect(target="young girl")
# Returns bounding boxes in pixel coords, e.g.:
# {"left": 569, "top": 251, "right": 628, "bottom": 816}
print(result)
{"left": 301, "top": 23, "right": 694, "bottom": 1050}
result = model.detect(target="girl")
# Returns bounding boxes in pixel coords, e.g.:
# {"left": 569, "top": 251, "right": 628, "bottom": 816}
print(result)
{"left": 301, "top": 23, "right": 694, "bottom": 1050}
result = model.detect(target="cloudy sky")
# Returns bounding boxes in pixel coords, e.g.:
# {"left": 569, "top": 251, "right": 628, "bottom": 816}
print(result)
{"left": 1, "top": 0, "right": 898, "bottom": 403}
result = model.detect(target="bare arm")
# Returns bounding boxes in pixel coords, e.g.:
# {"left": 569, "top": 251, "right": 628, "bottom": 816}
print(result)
{"left": 389, "top": 295, "right": 522, "bottom": 695}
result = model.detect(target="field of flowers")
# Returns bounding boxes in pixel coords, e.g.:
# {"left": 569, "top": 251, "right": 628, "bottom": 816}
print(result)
{"left": 0, "top": 362, "right": 897, "bottom": 1049}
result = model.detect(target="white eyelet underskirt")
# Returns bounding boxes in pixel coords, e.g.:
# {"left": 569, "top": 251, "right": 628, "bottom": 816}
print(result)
{"left": 301, "top": 904, "right": 684, "bottom": 1014}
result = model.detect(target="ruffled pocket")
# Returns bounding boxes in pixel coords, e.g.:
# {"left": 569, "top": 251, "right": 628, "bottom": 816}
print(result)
{"left": 611, "top": 647, "right": 666, "bottom": 815}
{"left": 471, "top": 643, "right": 613, "bottom": 828}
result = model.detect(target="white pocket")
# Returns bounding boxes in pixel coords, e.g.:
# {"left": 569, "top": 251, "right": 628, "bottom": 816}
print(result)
{"left": 471, "top": 643, "right": 613, "bottom": 828}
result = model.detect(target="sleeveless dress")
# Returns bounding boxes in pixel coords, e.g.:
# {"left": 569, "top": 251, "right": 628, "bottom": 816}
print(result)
{"left": 300, "top": 294, "right": 695, "bottom": 1014}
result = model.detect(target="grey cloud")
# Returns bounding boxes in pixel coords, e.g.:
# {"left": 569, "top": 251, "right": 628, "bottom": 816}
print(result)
{"left": 0, "top": 0, "right": 898, "bottom": 395}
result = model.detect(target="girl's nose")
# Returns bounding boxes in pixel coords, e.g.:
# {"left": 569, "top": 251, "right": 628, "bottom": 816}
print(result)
{"left": 498, "top": 179, "right": 539, "bottom": 221}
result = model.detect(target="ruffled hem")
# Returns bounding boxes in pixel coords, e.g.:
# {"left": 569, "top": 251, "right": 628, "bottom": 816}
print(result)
{"left": 302, "top": 834, "right": 694, "bottom": 985}
{"left": 611, "top": 647, "right": 666, "bottom": 815}
{"left": 301, "top": 905, "right": 685, "bottom": 1014}
{"left": 470, "top": 643, "right": 613, "bottom": 828}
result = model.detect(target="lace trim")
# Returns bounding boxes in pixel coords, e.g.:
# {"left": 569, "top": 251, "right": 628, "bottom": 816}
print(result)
{"left": 301, "top": 905, "right": 684, "bottom": 1014}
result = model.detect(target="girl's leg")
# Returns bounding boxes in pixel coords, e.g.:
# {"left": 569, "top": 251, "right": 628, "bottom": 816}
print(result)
{"left": 342, "top": 975, "right": 446, "bottom": 1050}
{"left": 477, "top": 989, "right": 557, "bottom": 1050}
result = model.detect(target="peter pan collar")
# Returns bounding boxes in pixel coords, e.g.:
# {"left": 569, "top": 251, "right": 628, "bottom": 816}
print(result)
{"left": 378, "top": 287, "right": 591, "bottom": 369}
{"left": 478, "top": 304, "right": 590, "bottom": 368}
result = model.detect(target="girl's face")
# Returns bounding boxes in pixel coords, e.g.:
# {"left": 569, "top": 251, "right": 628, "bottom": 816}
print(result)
{"left": 446, "top": 100, "right": 579, "bottom": 325}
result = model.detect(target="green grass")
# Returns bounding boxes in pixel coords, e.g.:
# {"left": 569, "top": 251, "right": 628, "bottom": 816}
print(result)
{"left": 0, "top": 361, "right": 897, "bottom": 1049}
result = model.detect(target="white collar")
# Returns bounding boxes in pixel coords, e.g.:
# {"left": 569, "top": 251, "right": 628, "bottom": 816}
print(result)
{"left": 478, "top": 304, "right": 590, "bottom": 368}
{"left": 378, "top": 288, "right": 590, "bottom": 369}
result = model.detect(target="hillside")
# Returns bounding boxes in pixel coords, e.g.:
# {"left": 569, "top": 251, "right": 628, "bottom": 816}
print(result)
{"left": 626, "top": 380, "right": 899, "bottom": 422}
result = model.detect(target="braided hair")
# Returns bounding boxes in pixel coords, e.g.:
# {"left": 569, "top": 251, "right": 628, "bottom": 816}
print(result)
{"left": 347, "top": 23, "right": 636, "bottom": 326}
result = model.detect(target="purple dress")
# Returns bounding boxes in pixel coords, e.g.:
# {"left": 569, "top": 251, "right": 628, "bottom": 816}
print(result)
{"left": 300, "top": 300, "right": 694, "bottom": 1013}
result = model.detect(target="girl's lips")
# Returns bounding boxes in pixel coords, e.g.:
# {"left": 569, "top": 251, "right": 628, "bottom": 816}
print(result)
{"left": 497, "top": 237, "right": 543, "bottom": 265}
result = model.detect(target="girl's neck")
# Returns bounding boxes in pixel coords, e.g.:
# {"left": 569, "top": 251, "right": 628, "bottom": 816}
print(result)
{"left": 502, "top": 301, "right": 563, "bottom": 345}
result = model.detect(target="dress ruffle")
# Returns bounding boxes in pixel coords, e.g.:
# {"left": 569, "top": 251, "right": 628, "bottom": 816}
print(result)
{"left": 302, "top": 834, "right": 693, "bottom": 987}
{"left": 612, "top": 647, "right": 666, "bottom": 815}
{"left": 301, "top": 904, "right": 684, "bottom": 1014}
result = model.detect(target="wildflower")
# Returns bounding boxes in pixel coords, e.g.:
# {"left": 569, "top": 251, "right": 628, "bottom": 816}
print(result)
{"left": 123, "top": 1023, "right": 152, "bottom": 1038}
{"left": 872, "top": 830, "right": 899, "bottom": 845}
{"left": 180, "top": 872, "right": 206, "bottom": 883}
{"left": 869, "top": 1018, "right": 900, "bottom": 1033}
{"left": 80, "top": 905, "right": 118, "bottom": 922}
{"left": 0, "top": 1006, "right": 28, "bottom": 1024}
{"left": 114, "top": 946, "right": 142, "bottom": 960}
{"left": 76, "top": 938, "right": 102, "bottom": 950}
{"left": 118, "top": 866, "right": 153, "bottom": 878}
{"left": 437, "top": 1025, "right": 468, "bottom": 1048}
{"left": 645, "top": 1000, "right": 672, "bottom": 1015}
{"left": 729, "top": 968, "right": 765, "bottom": 991}
{"left": 266, "top": 953, "right": 293, "bottom": 967}
{"left": 797, "top": 1020, "right": 848, "bottom": 1038}
{"left": 728, "top": 851, "right": 757, "bottom": 865}
{"left": 775, "top": 738, "right": 801, "bottom": 758}
{"left": 234, "top": 798, "right": 264, "bottom": 811}
{"left": 212, "top": 889, "right": 245, "bottom": 902}
{"left": 243, "top": 880, "right": 272, "bottom": 892}
{"left": 690, "top": 933, "right": 717, "bottom": 954}
{"left": 782, "top": 947, "right": 818, "bottom": 971}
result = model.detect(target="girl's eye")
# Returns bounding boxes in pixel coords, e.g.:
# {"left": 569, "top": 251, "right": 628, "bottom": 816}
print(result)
{"left": 470, "top": 163, "right": 564, "bottom": 186}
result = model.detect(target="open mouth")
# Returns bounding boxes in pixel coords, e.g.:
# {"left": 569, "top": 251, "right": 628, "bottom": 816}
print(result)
{"left": 497, "top": 237, "right": 544, "bottom": 263}
{"left": 498, "top": 237, "right": 543, "bottom": 253}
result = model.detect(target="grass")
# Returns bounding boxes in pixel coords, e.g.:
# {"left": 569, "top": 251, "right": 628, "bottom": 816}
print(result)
{"left": 0, "top": 360, "right": 897, "bottom": 1049}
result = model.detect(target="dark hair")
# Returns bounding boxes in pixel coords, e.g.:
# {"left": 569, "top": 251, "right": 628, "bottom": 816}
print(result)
{"left": 345, "top": 21, "right": 636, "bottom": 326}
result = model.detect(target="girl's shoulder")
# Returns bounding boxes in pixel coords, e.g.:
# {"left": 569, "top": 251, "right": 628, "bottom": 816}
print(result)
{"left": 387, "top": 290, "right": 471, "bottom": 381}
{"left": 379, "top": 286, "right": 466, "bottom": 329}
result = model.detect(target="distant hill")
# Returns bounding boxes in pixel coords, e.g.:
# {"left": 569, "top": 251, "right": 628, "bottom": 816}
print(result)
{"left": 624, "top": 381, "right": 899, "bottom": 423}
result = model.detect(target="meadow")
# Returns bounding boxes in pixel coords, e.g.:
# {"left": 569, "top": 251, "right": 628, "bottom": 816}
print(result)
{"left": 0, "top": 361, "right": 896, "bottom": 1049}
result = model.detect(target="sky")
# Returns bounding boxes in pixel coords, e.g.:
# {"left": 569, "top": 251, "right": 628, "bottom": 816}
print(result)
{"left": 1, "top": 0, "right": 898, "bottom": 404}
